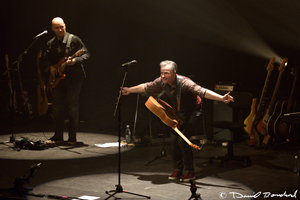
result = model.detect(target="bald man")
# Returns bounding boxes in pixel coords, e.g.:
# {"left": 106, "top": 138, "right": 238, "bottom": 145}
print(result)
{"left": 44, "top": 17, "right": 91, "bottom": 144}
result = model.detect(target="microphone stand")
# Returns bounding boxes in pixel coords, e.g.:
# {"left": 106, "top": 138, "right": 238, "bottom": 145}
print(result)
{"left": 2, "top": 37, "right": 39, "bottom": 149}
{"left": 105, "top": 62, "right": 150, "bottom": 200}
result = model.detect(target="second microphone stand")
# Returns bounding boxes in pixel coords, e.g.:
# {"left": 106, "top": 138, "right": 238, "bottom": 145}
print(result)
{"left": 2, "top": 36, "right": 39, "bottom": 149}
{"left": 105, "top": 62, "right": 150, "bottom": 200}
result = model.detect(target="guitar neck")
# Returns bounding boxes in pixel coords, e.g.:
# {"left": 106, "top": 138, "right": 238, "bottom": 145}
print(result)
{"left": 37, "top": 50, "right": 42, "bottom": 82}
{"left": 286, "top": 73, "right": 297, "bottom": 113}
{"left": 58, "top": 62, "right": 67, "bottom": 72}
{"left": 58, "top": 52, "right": 80, "bottom": 72}
{"left": 257, "top": 70, "right": 272, "bottom": 111}
{"left": 268, "top": 71, "right": 284, "bottom": 115}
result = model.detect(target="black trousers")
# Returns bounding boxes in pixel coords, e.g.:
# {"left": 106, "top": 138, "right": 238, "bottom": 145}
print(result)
{"left": 170, "top": 108, "right": 201, "bottom": 172}
{"left": 52, "top": 78, "right": 82, "bottom": 141}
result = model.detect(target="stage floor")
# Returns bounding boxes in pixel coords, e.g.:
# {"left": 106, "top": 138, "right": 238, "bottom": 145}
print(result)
{"left": 0, "top": 132, "right": 299, "bottom": 200}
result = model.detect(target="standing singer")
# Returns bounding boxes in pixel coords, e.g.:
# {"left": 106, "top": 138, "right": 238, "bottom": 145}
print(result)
{"left": 122, "top": 60, "right": 233, "bottom": 181}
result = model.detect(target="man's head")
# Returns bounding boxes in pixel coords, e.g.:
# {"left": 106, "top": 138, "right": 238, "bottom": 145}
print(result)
{"left": 160, "top": 60, "right": 177, "bottom": 85}
{"left": 51, "top": 17, "right": 66, "bottom": 40}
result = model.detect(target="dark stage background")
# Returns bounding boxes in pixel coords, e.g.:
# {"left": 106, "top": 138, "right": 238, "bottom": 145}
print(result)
{"left": 1, "top": 0, "right": 300, "bottom": 138}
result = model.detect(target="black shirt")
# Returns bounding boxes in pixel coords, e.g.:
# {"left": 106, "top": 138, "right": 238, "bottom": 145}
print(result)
{"left": 43, "top": 32, "right": 91, "bottom": 80}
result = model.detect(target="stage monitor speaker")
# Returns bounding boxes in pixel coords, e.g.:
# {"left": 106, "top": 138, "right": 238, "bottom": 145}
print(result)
{"left": 213, "top": 83, "right": 235, "bottom": 141}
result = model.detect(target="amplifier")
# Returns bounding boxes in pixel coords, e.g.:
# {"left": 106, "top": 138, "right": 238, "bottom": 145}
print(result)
{"left": 213, "top": 82, "right": 235, "bottom": 140}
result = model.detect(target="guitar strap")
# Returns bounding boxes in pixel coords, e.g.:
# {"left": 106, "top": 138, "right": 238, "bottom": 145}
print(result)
{"left": 176, "top": 75, "right": 183, "bottom": 113}
{"left": 157, "top": 75, "right": 183, "bottom": 113}
{"left": 64, "top": 34, "right": 74, "bottom": 57}
{"left": 63, "top": 34, "right": 86, "bottom": 78}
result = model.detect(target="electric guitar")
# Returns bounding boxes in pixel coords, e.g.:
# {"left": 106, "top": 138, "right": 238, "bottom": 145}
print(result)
{"left": 49, "top": 49, "right": 85, "bottom": 88}
{"left": 145, "top": 96, "right": 202, "bottom": 151}
{"left": 261, "top": 58, "right": 288, "bottom": 146}
{"left": 254, "top": 57, "right": 275, "bottom": 145}
{"left": 273, "top": 68, "right": 297, "bottom": 140}
{"left": 16, "top": 55, "right": 33, "bottom": 116}
{"left": 5, "top": 54, "right": 17, "bottom": 112}
{"left": 243, "top": 97, "right": 257, "bottom": 146}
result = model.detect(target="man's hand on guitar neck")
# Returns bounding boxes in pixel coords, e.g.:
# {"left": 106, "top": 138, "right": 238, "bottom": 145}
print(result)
{"left": 66, "top": 57, "right": 76, "bottom": 66}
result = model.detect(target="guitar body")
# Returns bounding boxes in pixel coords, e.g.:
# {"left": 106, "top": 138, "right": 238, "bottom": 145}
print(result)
{"left": 266, "top": 110, "right": 278, "bottom": 138}
{"left": 267, "top": 101, "right": 285, "bottom": 138}
{"left": 48, "top": 49, "right": 85, "bottom": 89}
{"left": 37, "top": 50, "right": 52, "bottom": 116}
{"left": 48, "top": 57, "right": 66, "bottom": 88}
{"left": 18, "top": 90, "right": 33, "bottom": 116}
{"left": 37, "top": 81, "right": 49, "bottom": 116}
{"left": 260, "top": 113, "right": 271, "bottom": 146}
{"left": 145, "top": 96, "right": 201, "bottom": 150}
{"left": 273, "top": 101, "right": 290, "bottom": 139}
{"left": 244, "top": 98, "right": 257, "bottom": 146}
{"left": 255, "top": 106, "right": 268, "bottom": 134}
{"left": 145, "top": 96, "right": 179, "bottom": 129}
{"left": 275, "top": 120, "right": 290, "bottom": 140}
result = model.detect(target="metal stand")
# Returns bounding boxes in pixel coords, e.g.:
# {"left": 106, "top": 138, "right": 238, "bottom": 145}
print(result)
{"left": 1, "top": 163, "right": 79, "bottom": 200}
{"left": 188, "top": 180, "right": 202, "bottom": 200}
{"left": 132, "top": 93, "right": 139, "bottom": 141}
{"left": 145, "top": 129, "right": 168, "bottom": 166}
{"left": 2, "top": 36, "right": 39, "bottom": 149}
{"left": 105, "top": 61, "right": 150, "bottom": 200}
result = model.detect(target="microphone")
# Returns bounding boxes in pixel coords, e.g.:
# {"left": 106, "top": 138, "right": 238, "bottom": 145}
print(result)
{"left": 33, "top": 30, "right": 48, "bottom": 39}
{"left": 122, "top": 60, "right": 137, "bottom": 67}
{"left": 30, "top": 163, "right": 41, "bottom": 170}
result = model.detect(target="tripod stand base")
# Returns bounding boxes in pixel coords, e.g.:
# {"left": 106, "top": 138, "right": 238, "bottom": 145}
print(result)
{"left": 189, "top": 180, "right": 202, "bottom": 200}
{"left": 145, "top": 150, "right": 167, "bottom": 166}
{"left": 105, "top": 185, "right": 150, "bottom": 200}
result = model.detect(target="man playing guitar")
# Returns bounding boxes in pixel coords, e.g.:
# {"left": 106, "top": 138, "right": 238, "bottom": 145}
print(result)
{"left": 122, "top": 60, "right": 233, "bottom": 182}
{"left": 43, "top": 17, "right": 91, "bottom": 144}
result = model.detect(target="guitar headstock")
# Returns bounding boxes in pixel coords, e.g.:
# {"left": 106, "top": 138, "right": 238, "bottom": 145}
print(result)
{"left": 75, "top": 49, "right": 85, "bottom": 57}
{"left": 278, "top": 58, "right": 288, "bottom": 73}
{"left": 266, "top": 57, "right": 275, "bottom": 72}
{"left": 190, "top": 143, "right": 202, "bottom": 151}
{"left": 37, "top": 49, "right": 42, "bottom": 59}
{"left": 5, "top": 54, "right": 9, "bottom": 68}
{"left": 291, "top": 67, "right": 298, "bottom": 77}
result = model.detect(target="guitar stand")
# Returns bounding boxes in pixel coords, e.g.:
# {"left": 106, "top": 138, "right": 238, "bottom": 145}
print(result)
{"left": 188, "top": 180, "right": 202, "bottom": 200}
{"left": 105, "top": 62, "right": 150, "bottom": 200}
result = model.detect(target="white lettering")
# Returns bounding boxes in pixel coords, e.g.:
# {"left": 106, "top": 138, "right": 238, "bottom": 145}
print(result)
{"left": 230, "top": 192, "right": 261, "bottom": 199}
{"left": 228, "top": 190, "right": 297, "bottom": 199}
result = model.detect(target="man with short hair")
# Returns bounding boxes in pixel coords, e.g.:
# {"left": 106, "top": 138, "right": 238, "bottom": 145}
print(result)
{"left": 122, "top": 60, "right": 233, "bottom": 181}
{"left": 44, "top": 17, "right": 91, "bottom": 144}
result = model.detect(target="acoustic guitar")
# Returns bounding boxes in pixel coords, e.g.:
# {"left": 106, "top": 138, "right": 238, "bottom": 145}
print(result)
{"left": 37, "top": 50, "right": 52, "bottom": 116}
{"left": 49, "top": 49, "right": 85, "bottom": 88}
{"left": 261, "top": 58, "right": 288, "bottom": 146}
{"left": 145, "top": 96, "right": 202, "bottom": 151}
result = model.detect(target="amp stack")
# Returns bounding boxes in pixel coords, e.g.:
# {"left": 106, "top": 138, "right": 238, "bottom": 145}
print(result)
{"left": 213, "top": 82, "right": 236, "bottom": 141}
